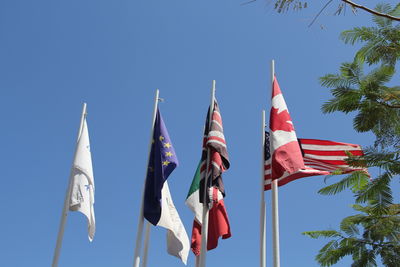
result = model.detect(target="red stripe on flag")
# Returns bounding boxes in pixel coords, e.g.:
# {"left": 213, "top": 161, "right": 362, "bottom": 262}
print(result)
{"left": 207, "top": 136, "right": 226, "bottom": 145}
{"left": 300, "top": 139, "right": 361, "bottom": 148}
{"left": 305, "top": 159, "right": 349, "bottom": 166}
{"left": 303, "top": 158, "right": 347, "bottom": 168}
{"left": 212, "top": 111, "right": 222, "bottom": 125}
{"left": 264, "top": 169, "right": 329, "bottom": 190}
{"left": 302, "top": 149, "right": 364, "bottom": 157}
{"left": 211, "top": 152, "right": 223, "bottom": 166}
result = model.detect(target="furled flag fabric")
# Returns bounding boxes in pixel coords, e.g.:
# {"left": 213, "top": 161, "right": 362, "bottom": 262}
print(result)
{"left": 185, "top": 101, "right": 231, "bottom": 256}
{"left": 143, "top": 109, "right": 189, "bottom": 264}
{"left": 69, "top": 118, "right": 96, "bottom": 241}
{"left": 264, "top": 134, "right": 367, "bottom": 190}
{"left": 269, "top": 76, "right": 305, "bottom": 185}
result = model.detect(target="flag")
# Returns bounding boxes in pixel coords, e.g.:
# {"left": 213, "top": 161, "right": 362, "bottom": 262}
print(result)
{"left": 264, "top": 135, "right": 367, "bottom": 190}
{"left": 268, "top": 76, "right": 305, "bottom": 185}
{"left": 185, "top": 101, "right": 231, "bottom": 256}
{"left": 69, "top": 118, "right": 96, "bottom": 241}
{"left": 143, "top": 108, "right": 189, "bottom": 265}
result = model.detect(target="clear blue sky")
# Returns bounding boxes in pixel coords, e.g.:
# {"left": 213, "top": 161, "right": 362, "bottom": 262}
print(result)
{"left": 0, "top": 0, "right": 389, "bottom": 266}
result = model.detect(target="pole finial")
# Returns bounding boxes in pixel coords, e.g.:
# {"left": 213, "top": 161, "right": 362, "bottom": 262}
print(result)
{"left": 82, "top": 103, "right": 88, "bottom": 117}
{"left": 271, "top": 60, "right": 275, "bottom": 84}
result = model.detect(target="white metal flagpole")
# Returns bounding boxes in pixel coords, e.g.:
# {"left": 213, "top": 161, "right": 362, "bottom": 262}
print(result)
{"left": 52, "top": 103, "right": 87, "bottom": 267}
{"left": 133, "top": 89, "right": 160, "bottom": 267}
{"left": 198, "top": 80, "right": 216, "bottom": 267}
{"left": 141, "top": 222, "right": 151, "bottom": 267}
{"left": 270, "top": 60, "right": 281, "bottom": 267}
{"left": 195, "top": 255, "right": 200, "bottom": 267}
{"left": 260, "top": 110, "right": 266, "bottom": 267}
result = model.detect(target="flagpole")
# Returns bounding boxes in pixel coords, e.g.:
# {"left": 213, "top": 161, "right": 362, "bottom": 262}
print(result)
{"left": 141, "top": 222, "right": 151, "bottom": 267}
{"left": 52, "top": 103, "right": 87, "bottom": 267}
{"left": 270, "top": 60, "right": 281, "bottom": 267}
{"left": 199, "top": 80, "right": 216, "bottom": 267}
{"left": 260, "top": 110, "right": 266, "bottom": 267}
{"left": 133, "top": 89, "right": 160, "bottom": 267}
{"left": 196, "top": 255, "right": 200, "bottom": 267}
{"left": 195, "top": 124, "right": 205, "bottom": 267}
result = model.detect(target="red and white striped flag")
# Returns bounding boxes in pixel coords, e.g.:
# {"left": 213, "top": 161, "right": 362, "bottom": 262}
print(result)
{"left": 264, "top": 136, "right": 366, "bottom": 190}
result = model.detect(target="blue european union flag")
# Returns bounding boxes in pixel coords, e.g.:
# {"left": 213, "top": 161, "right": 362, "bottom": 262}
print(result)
{"left": 144, "top": 108, "right": 179, "bottom": 225}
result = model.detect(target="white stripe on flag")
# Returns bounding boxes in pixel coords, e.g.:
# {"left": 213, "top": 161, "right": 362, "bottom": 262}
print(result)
{"left": 301, "top": 144, "right": 361, "bottom": 151}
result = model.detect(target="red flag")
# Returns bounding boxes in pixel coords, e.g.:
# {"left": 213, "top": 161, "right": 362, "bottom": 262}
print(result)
{"left": 269, "top": 76, "right": 305, "bottom": 182}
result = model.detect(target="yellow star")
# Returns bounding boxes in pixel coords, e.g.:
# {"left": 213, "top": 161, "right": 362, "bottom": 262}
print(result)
{"left": 163, "top": 142, "right": 172, "bottom": 148}
{"left": 152, "top": 139, "right": 155, "bottom": 144}
{"left": 162, "top": 160, "right": 170, "bottom": 166}
{"left": 165, "top": 151, "right": 173, "bottom": 157}
{"left": 148, "top": 166, "right": 154, "bottom": 172}
{"left": 159, "top": 135, "right": 165, "bottom": 141}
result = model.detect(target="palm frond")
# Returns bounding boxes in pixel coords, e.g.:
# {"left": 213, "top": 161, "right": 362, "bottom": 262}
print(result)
{"left": 340, "top": 215, "right": 361, "bottom": 236}
{"left": 320, "top": 73, "right": 354, "bottom": 88}
{"left": 356, "top": 173, "right": 393, "bottom": 210}
{"left": 351, "top": 249, "right": 377, "bottom": 267}
{"left": 302, "top": 230, "right": 342, "bottom": 239}
{"left": 355, "top": 38, "right": 387, "bottom": 65}
{"left": 318, "top": 171, "right": 369, "bottom": 196}
{"left": 363, "top": 65, "right": 395, "bottom": 88}
{"left": 372, "top": 3, "right": 393, "bottom": 28}
{"left": 315, "top": 240, "right": 343, "bottom": 266}
{"left": 340, "top": 62, "right": 363, "bottom": 82}
{"left": 391, "top": 3, "right": 400, "bottom": 17}
{"left": 340, "top": 27, "right": 380, "bottom": 45}
{"left": 322, "top": 91, "right": 362, "bottom": 114}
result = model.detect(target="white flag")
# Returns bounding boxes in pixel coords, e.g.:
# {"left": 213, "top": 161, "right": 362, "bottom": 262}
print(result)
{"left": 69, "top": 118, "right": 95, "bottom": 241}
{"left": 158, "top": 181, "right": 190, "bottom": 264}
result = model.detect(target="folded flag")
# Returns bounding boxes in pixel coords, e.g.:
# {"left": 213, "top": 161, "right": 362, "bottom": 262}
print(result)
{"left": 143, "top": 108, "right": 189, "bottom": 264}
{"left": 185, "top": 101, "right": 231, "bottom": 256}
{"left": 264, "top": 134, "right": 367, "bottom": 190}
{"left": 69, "top": 118, "right": 96, "bottom": 241}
